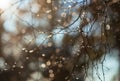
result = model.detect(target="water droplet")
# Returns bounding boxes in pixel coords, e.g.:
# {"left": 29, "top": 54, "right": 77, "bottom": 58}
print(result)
{"left": 41, "top": 63, "right": 46, "bottom": 68}
{"left": 49, "top": 73, "right": 54, "bottom": 78}
{"left": 20, "top": 66, "right": 24, "bottom": 69}
{"left": 46, "top": 0, "right": 51, "bottom": 3}
{"left": 68, "top": 5, "right": 71, "bottom": 8}
{"left": 48, "top": 15, "right": 52, "bottom": 19}
{"left": 46, "top": 10, "right": 51, "bottom": 13}
{"left": 48, "top": 42, "right": 52, "bottom": 47}
{"left": 18, "top": 72, "right": 21, "bottom": 74}
{"left": 21, "top": 29, "right": 26, "bottom": 34}
{"left": 57, "top": 19, "right": 61, "bottom": 22}
{"left": 4, "top": 69, "right": 8, "bottom": 71}
{"left": 76, "top": 65, "right": 78, "bottom": 67}
{"left": 22, "top": 48, "right": 26, "bottom": 51}
{"left": 56, "top": 48, "right": 60, "bottom": 53}
{"left": 82, "top": 32, "right": 87, "bottom": 37}
{"left": 42, "top": 54, "right": 45, "bottom": 57}
{"left": 61, "top": 12, "right": 66, "bottom": 17}
{"left": 4, "top": 63, "right": 7, "bottom": 65}
{"left": 49, "top": 69, "right": 53, "bottom": 73}
{"left": 26, "top": 57, "right": 29, "bottom": 60}
{"left": 29, "top": 50, "right": 34, "bottom": 53}
{"left": 81, "top": 12, "right": 86, "bottom": 18}
{"left": 25, "top": 50, "right": 28, "bottom": 53}
{"left": 37, "top": 14, "right": 40, "bottom": 17}
{"left": 46, "top": 61, "right": 51, "bottom": 66}
{"left": 47, "top": 35, "right": 52, "bottom": 38}
{"left": 54, "top": 6, "right": 58, "bottom": 10}
{"left": 12, "top": 65, "right": 16, "bottom": 68}
{"left": 106, "top": 24, "right": 110, "bottom": 30}
{"left": 76, "top": 77, "right": 79, "bottom": 80}
{"left": 58, "top": 63, "right": 63, "bottom": 68}
{"left": 62, "top": 57, "right": 65, "bottom": 61}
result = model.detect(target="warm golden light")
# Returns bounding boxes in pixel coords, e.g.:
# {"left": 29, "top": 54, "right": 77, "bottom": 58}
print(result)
{"left": 0, "top": 0, "right": 11, "bottom": 10}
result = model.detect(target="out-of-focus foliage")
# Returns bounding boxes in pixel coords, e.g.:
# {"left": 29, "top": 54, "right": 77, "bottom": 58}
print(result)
{"left": 0, "top": 0, "right": 119, "bottom": 81}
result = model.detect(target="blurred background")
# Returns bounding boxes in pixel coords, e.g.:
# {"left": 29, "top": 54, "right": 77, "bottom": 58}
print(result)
{"left": 0, "top": 0, "right": 119, "bottom": 81}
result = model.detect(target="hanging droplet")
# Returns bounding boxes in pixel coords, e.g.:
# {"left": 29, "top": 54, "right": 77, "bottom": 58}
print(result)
{"left": 48, "top": 15, "right": 52, "bottom": 19}
{"left": 29, "top": 50, "right": 34, "bottom": 53}
{"left": 42, "top": 54, "right": 46, "bottom": 57}
{"left": 106, "top": 24, "right": 110, "bottom": 30}
{"left": 20, "top": 66, "right": 24, "bottom": 69}
{"left": 76, "top": 77, "right": 79, "bottom": 80}
{"left": 4, "top": 69, "right": 8, "bottom": 71}
{"left": 4, "top": 63, "right": 7, "bottom": 65}
{"left": 47, "top": 35, "right": 52, "bottom": 38}
{"left": 12, "top": 65, "right": 16, "bottom": 68}
{"left": 41, "top": 63, "right": 46, "bottom": 68}
{"left": 61, "top": 12, "right": 66, "bottom": 17}
{"left": 22, "top": 48, "right": 26, "bottom": 51}
{"left": 46, "top": 0, "right": 51, "bottom": 3}
{"left": 48, "top": 42, "right": 52, "bottom": 47}
{"left": 46, "top": 61, "right": 51, "bottom": 66}
{"left": 68, "top": 5, "right": 72, "bottom": 8}
{"left": 26, "top": 57, "right": 29, "bottom": 60}
{"left": 37, "top": 14, "right": 40, "bottom": 17}
{"left": 49, "top": 73, "right": 55, "bottom": 78}
{"left": 46, "top": 10, "right": 52, "bottom": 13}
{"left": 49, "top": 69, "right": 53, "bottom": 73}
{"left": 58, "top": 63, "right": 63, "bottom": 68}
{"left": 18, "top": 72, "right": 21, "bottom": 74}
